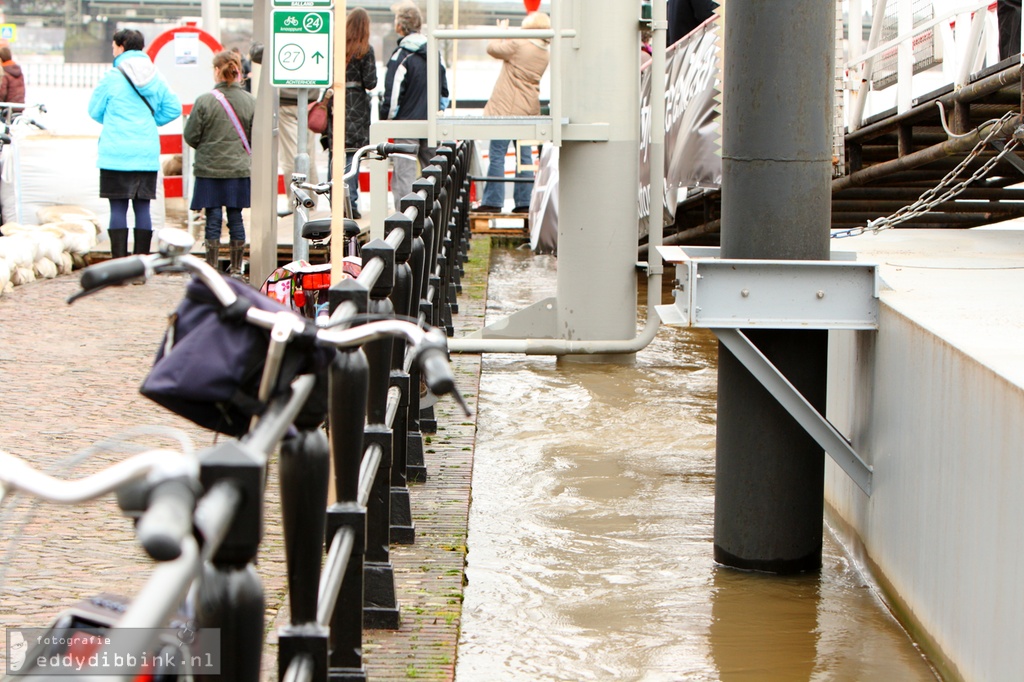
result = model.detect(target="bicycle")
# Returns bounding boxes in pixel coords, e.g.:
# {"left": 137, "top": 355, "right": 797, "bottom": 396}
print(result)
{"left": 2, "top": 227, "right": 462, "bottom": 679}
{"left": 0, "top": 102, "right": 46, "bottom": 128}
{"left": 269, "top": 141, "right": 419, "bottom": 321}
{"left": 0, "top": 104, "right": 47, "bottom": 156}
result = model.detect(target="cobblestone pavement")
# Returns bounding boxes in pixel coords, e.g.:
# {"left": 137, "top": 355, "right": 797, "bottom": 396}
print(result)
{"left": 0, "top": 235, "right": 492, "bottom": 681}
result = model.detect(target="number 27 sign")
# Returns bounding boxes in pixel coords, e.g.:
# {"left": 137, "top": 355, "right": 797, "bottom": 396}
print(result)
{"left": 271, "top": 9, "right": 333, "bottom": 88}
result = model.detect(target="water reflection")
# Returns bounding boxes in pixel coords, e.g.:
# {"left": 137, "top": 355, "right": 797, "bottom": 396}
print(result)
{"left": 455, "top": 246, "right": 937, "bottom": 681}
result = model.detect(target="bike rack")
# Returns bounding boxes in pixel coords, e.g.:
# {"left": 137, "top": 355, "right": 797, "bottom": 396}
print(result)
{"left": 277, "top": 141, "right": 473, "bottom": 681}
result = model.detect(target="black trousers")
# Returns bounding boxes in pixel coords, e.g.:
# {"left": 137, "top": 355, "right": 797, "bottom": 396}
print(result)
{"left": 998, "top": 0, "right": 1022, "bottom": 61}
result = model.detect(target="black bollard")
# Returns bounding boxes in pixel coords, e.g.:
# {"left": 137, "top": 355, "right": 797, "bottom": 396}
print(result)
{"left": 359, "top": 238, "right": 400, "bottom": 629}
{"left": 279, "top": 428, "right": 330, "bottom": 624}
{"left": 325, "top": 279, "right": 370, "bottom": 678}
{"left": 385, "top": 211, "right": 416, "bottom": 544}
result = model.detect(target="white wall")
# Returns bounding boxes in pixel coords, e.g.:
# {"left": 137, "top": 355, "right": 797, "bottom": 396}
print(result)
{"left": 826, "top": 310, "right": 1024, "bottom": 682}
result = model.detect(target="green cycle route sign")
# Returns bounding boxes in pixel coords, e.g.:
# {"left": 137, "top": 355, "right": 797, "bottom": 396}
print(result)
{"left": 270, "top": 9, "right": 333, "bottom": 88}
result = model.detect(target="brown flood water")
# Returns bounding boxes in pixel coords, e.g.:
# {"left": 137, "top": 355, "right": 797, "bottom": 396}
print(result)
{"left": 455, "top": 246, "right": 939, "bottom": 681}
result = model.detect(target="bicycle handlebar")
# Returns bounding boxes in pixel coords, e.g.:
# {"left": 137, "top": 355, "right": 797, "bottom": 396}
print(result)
{"left": 293, "top": 185, "right": 316, "bottom": 209}
{"left": 69, "top": 229, "right": 469, "bottom": 411}
{"left": 136, "top": 478, "right": 197, "bottom": 561}
{"left": 0, "top": 449, "right": 197, "bottom": 506}
{"left": 74, "top": 256, "right": 149, "bottom": 296}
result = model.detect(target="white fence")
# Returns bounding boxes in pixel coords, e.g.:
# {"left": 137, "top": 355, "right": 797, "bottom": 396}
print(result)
{"left": 23, "top": 63, "right": 108, "bottom": 89}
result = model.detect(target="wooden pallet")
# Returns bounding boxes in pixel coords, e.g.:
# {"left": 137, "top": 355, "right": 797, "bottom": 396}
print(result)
{"left": 469, "top": 211, "right": 530, "bottom": 238}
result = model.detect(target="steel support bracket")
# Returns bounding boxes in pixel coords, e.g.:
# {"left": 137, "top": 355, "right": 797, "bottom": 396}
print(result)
{"left": 655, "top": 245, "right": 876, "bottom": 496}
{"left": 655, "top": 246, "right": 879, "bottom": 330}
{"left": 715, "top": 328, "right": 873, "bottom": 495}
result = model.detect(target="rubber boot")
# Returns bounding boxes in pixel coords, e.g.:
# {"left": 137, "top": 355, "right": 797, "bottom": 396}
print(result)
{"left": 228, "top": 240, "right": 246, "bottom": 280}
{"left": 132, "top": 228, "right": 153, "bottom": 255}
{"left": 108, "top": 228, "right": 129, "bottom": 259}
{"left": 205, "top": 239, "right": 221, "bottom": 271}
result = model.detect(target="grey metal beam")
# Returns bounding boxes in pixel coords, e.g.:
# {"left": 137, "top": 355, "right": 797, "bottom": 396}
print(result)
{"left": 714, "top": 328, "right": 873, "bottom": 496}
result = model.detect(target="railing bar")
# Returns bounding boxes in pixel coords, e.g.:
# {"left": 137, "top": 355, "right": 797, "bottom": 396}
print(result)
{"left": 316, "top": 526, "right": 356, "bottom": 627}
{"left": 385, "top": 386, "right": 402, "bottom": 430}
{"left": 357, "top": 443, "right": 383, "bottom": 507}
{"left": 282, "top": 653, "right": 315, "bottom": 682}
{"left": 845, "top": 0, "right": 991, "bottom": 68}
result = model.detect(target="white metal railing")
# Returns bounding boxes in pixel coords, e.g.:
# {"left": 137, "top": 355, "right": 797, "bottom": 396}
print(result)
{"left": 23, "top": 62, "right": 109, "bottom": 89}
{"left": 368, "top": 0, "right": 576, "bottom": 230}
{"left": 844, "top": 0, "right": 998, "bottom": 131}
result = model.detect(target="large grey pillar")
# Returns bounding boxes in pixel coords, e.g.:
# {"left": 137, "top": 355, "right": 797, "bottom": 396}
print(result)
{"left": 555, "top": 0, "right": 640, "bottom": 362}
{"left": 714, "top": 0, "right": 834, "bottom": 573}
{"left": 250, "top": 0, "right": 279, "bottom": 287}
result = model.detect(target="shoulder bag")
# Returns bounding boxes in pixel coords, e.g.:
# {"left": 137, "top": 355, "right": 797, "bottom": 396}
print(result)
{"left": 307, "top": 91, "right": 329, "bottom": 134}
{"left": 210, "top": 88, "right": 252, "bottom": 156}
{"left": 116, "top": 65, "right": 154, "bottom": 117}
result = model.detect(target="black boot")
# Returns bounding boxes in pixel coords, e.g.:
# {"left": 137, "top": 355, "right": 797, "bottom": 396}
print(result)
{"left": 205, "top": 239, "right": 221, "bottom": 271}
{"left": 132, "top": 229, "right": 152, "bottom": 255}
{"left": 228, "top": 240, "right": 246, "bottom": 280}
{"left": 107, "top": 228, "right": 129, "bottom": 259}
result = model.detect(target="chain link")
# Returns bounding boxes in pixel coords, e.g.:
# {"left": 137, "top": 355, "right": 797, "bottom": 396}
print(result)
{"left": 832, "top": 112, "right": 1022, "bottom": 239}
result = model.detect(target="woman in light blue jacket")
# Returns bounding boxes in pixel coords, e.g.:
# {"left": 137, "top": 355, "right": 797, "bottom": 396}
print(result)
{"left": 88, "top": 29, "right": 181, "bottom": 259}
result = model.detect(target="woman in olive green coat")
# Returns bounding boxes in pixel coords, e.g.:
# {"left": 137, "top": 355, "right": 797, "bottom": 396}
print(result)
{"left": 184, "top": 49, "right": 256, "bottom": 276}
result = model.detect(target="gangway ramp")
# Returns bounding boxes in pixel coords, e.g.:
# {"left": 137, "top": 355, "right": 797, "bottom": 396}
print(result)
{"left": 663, "top": 4, "right": 1024, "bottom": 246}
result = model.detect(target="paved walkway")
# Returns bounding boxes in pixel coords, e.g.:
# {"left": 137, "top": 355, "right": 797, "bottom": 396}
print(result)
{"left": 0, "top": 235, "right": 491, "bottom": 681}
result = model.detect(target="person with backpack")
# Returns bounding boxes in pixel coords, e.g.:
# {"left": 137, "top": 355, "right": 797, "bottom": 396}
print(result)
{"left": 88, "top": 29, "right": 181, "bottom": 260}
{"left": 380, "top": 2, "right": 448, "bottom": 210}
{"left": 184, "top": 50, "right": 256, "bottom": 278}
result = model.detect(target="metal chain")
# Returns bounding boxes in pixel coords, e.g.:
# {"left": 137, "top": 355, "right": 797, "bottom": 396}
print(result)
{"left": 832, "top": 111, "right": 1022, "bottom": 239}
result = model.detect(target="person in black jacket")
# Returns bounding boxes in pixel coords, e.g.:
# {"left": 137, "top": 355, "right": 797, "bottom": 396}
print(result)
{"left": 322, "top": 6, "right": 377, "bottom": 218}
{"left": 380, "top": 2, "right": 449, "bottom": 209}
{"left": 667, "top": 0, "right": 717, "bottom": 46}
{"left": 998, "top": 0, "right": 1022, "bottom": 60}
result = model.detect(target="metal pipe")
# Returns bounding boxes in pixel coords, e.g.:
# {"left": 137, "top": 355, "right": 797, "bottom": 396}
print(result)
{"left": 427, "top": 0, "right": 438, "bottom": 145}
{"left": 432, "top": 28, "right": 575, "bottom": 40}
{"left": 550, "top": 0, "right": 562, "bottom": 146}
{"left": 358, "top": 443, "right": 382, "bottom": 508}
{"left": 282, "top": 654, "right": 314, "bottom": 682}
{"left": 244, "top": 374, "right": 317, "bottom": 458}
{"left": 834, "top": 186, "right": 1024, "bottom": 199}
{"left": 846, "top": 64, "right": 1022, "bottom": 143}
{"left": 833, "top": 114, "right": 1023, "bottom": 191}
{"left": 385, "top": 386, "right": 401, "bottom": 430}
{"left": 317, "top": 526, "right": 356, "bottom": 626}
{"left": 849, "top": 0, "right": 890, "bottom": 131}
{"left": 194, "top": 481, "right": 243, "bottom": 562}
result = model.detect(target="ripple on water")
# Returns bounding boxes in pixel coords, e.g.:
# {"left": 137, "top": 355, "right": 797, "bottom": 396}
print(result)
{"left": 457, "top": 246, "right": 938, "bottom": 682}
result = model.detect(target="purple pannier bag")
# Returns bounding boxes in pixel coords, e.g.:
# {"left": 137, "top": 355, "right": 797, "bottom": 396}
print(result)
{"left": 140, "top": 277, "right": 334, "bottom": 436}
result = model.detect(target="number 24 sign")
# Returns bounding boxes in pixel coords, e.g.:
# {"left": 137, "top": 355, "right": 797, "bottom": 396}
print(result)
{"left": 271, "top": 9, "right": 333, "bottom": 88}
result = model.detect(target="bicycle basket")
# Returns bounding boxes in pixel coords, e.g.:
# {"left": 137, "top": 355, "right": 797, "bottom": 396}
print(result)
{"left": 140, "top": 277, "right": 335, "bottom": 436}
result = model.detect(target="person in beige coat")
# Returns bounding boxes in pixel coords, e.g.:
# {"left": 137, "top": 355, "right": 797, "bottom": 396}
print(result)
{"left": 476, "top": 12, "right": 551, "bottom": 213}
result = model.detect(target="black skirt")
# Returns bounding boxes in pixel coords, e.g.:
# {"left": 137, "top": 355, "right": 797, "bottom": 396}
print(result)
{"left": 99, "top": 170, "right": 158, "bottom": 200}
{"left": 190, "top": 177, "right": 252, "bottom": 210}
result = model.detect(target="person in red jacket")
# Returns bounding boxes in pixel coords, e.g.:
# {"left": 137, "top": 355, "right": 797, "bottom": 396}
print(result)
{"left": 0, "top": 46, "right": 26, "bottom": 108}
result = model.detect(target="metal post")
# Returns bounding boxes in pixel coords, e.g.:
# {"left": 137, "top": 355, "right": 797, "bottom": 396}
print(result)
{"left": 293, "top": 87, "right": 311, "bottom": 263}
{"left": 714, "top": 0, "right": 834, "bottom": 574}
{"left": 555, "top": 0, "right": 640, "bottom": 362}
{"left": 250, "top": 0, "right": 279, "bottom": 286}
